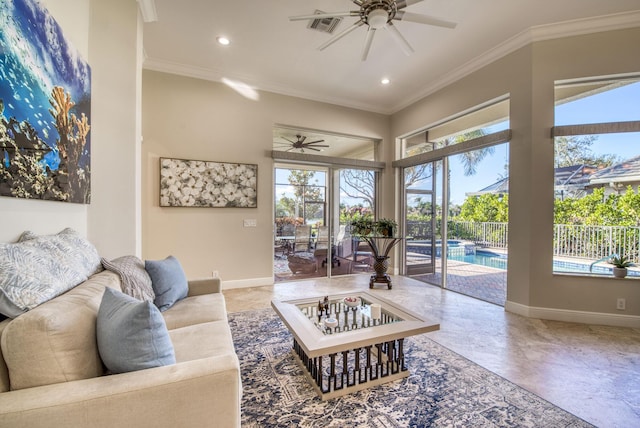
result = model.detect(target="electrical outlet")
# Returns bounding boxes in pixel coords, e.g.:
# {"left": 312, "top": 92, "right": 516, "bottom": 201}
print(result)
{"left": 616, "top": 298, "right": 626, "bottom": 311}
{"left": 212, "top": 270, "right": 219, "bottom": 278}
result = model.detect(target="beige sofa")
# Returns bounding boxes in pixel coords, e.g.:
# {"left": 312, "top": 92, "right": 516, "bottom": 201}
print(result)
{"left": 0, "top": 269, "right": 242, "bottom": 428}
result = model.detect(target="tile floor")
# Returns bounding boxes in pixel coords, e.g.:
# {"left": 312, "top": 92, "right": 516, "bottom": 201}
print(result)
{"left": 224, "top": 273, "right": 640, "bottom": 428}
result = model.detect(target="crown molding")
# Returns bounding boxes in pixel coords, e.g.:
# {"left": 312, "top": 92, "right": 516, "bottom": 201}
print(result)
{"left": 529, "top": 9, "right": 640, "bottom": 41}
{"left": 143, "top": 10, "right": 640, "bottom": 116}
{"left": 137, "top": 0, "right": 158, "bottom": 23}
{"left": 389, "top": 10, "right": 640, "bottom": 113}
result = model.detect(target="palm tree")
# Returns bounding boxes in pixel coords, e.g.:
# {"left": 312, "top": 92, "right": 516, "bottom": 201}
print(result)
{"left": 448, "top": 129, "right": 494, "bottom": 176}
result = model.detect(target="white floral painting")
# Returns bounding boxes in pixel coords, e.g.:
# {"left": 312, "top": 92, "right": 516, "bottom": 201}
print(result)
{"left": 159, "top": 158, "right": 257, "bottom": 208}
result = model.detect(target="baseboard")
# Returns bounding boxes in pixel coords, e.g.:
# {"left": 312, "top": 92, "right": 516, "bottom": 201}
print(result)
{"left": 505, "top": 300, "right": 640, "bottom": 328}
{"left": 221, "top": 276, "right": 274, "bottom": 290}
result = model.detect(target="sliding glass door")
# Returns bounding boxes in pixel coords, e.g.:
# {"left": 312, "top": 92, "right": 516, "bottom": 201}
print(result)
{"left": 403, "top": 162, "right": 437, "bottom": 275}
{"left": 274, "top": 164, "right": 378, "bottom": 281}
{"left": 274, "top": 166, "right": 328, "bottom": 281}
{"left": 332, "top": 168, "right": 376, "bottom": 277}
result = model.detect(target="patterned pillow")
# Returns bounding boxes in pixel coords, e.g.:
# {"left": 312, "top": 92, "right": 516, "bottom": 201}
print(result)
{"left": 0, "top": 228, "right": 103, "bottom": 318}
{"left": 102, "top": 256, "right": 155, "bottom": 302}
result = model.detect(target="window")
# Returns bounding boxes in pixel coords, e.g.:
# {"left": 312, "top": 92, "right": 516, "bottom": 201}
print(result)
{"left": 553, "top": 75, "right": 640, "bottom": 277}
{"left": 401, "top": 98, "right": 510, "bottom": 159}
{"left": 275, "top": 167, "right": 326, "bottom": 227}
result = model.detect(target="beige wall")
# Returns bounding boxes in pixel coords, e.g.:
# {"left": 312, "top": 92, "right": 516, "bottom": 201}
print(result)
{"left": 141, "top": 70, "right": 390, "bottom": 285}
{"left": 391, "top": 28, "right": 640, "bottom": 323}
{"left": 87, "top": 0, "right": 141, "bottom": 258}
{"left": 0, "top": 0, "right": 141, "bottom": 259}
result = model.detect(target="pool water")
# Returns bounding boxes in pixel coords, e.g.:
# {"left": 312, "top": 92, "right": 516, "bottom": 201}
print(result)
{"left": 448, "top": 250, "right": 639, "bottom": 277}
{"left": 448, "top": 251, "right": 507, "bottom": 270}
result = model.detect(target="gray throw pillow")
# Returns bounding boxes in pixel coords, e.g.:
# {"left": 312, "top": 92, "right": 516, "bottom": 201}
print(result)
{"left": 97, "top": 287, "right": 176, "bottom": 374}
{"left": 145, "top": 255, "right": 189, "bottom": 312}
{"left": 101, "top": 256, "right": 155, "bottom": 302}
{"left": 0, "top": 228, "right": 103, "bottom": 318}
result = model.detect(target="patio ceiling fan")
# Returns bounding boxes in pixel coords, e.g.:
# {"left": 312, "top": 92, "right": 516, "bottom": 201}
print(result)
{"left": 275, "top": 134, "right": 329, "bottom": 152}
{"left": 289, "top": 0, "right": 457, "bottom": 61}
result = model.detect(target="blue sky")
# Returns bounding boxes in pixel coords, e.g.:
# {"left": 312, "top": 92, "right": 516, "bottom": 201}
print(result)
{"left": 447, "top": 80, "right": 640, "bottom": 205}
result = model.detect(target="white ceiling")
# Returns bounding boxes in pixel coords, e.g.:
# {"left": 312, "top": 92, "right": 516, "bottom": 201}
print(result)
{"left": 142, "top": 1, "right": 640, "bottom": 115}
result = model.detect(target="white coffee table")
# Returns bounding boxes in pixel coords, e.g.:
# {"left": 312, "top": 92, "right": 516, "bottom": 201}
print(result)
{"left": 271, "top": 292, "right": 440, "bottom": 400}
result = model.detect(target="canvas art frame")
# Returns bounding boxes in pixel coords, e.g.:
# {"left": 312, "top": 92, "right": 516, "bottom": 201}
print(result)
{"left": 159, "top": 157, "right": 258, "bottom": 208}
{"left": 0, "top": 0, "right": 92, "bottom": 204}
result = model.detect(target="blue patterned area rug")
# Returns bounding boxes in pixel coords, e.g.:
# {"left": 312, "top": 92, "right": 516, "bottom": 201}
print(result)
{"left": 228, "top": 309, "right": 593, "bottom": 428}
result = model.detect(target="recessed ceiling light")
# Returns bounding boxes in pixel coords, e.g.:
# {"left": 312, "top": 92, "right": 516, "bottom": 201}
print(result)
{"left": 217, "top": 36, "right": 230, "bottom": 46}
{"left": 381, "top": 78, "right": 390, "bottom": 85}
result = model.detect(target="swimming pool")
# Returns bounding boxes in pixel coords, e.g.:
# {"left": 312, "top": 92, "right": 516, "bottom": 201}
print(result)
{"left": 448, "top": 250, "right": 639, "bottom": 277}
{"left": 448, "top": 250, "right": 507, "bottom": 270}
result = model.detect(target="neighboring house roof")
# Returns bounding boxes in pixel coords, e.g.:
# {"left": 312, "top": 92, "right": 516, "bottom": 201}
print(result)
{"left": 554, "top": 164, "right": 598, "bottom": 192}
{"left": 466, "top": 177, "right": 509, "bottom": 196}
{"left": 468, "top": 158, "right": 640, "bottom": 197}
{"left": 587, "top": 155, "right": 640, "bottom": 186}
{"left": 467, "top": 165, "right": 598, "bottom": 197}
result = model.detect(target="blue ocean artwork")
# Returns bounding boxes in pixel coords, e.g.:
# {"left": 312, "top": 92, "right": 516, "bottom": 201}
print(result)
{"left": 0, "top": 0, "right": 91, "bottom": 203}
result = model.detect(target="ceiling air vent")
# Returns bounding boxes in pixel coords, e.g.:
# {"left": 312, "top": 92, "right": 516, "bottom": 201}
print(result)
{"left": 307, "top": 10, "right": 342, "bottom": 34}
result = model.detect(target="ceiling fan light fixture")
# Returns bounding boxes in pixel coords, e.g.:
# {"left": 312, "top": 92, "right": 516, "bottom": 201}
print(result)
{"left": 217, "top": 36, "right": 230, "bottom": 46}
{"left": 381, "top": 77, "right": 390, "bottom": 85}
{"left": 367, "top": 9, "right": 389, "bottom": 29}
{"left": 289, "top": 1, "right": 457, "bottom": 60}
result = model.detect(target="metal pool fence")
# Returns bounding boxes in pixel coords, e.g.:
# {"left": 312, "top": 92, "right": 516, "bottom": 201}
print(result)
{"left": 407, "top": 221, "right": 640, "bottom": 264}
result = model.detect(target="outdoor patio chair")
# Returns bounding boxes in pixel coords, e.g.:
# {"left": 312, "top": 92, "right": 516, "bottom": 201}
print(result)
{"left": 351, "top": 237, "right": 373, "bottom": 272}
{"left": 293, "top": 225, "right": 312, "bottom": 253}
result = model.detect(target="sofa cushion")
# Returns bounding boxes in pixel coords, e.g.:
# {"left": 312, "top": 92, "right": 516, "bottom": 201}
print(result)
{"left": 162, "top": 293, "right": 227, "bottom": 330}
{"left": 0, "top": 270, "right": 120, "bottom": 390}
{"left": 97, "top": 288, "right": 176, "bottom": 374}
{"left": 0, "top": 228, "right": 103, "bottom": 318}
{"left": 145, "top": 256, "right": 189, "bottom": 312}
{"left": 169, "top": 320, "right": 235, "bottom": 363}
{"left": 102, "top": 256, "right": 155, "bottom": 302}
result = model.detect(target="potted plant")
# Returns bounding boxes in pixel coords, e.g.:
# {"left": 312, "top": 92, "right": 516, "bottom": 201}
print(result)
{"left": 609, "top": 254, "right": 633, "bottom": 278}
{"left": 350, "top": 217, "right": 374, "bottom": 236}
{"left": 375, "top": 218, "right": 398, "bottom": 237}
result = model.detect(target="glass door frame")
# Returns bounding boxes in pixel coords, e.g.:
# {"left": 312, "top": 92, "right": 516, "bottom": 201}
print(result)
{"left": 274, "top": 162, "right": 381, "bottom": 279}
{"left": 402, "top": 162, "right": 437, "bottom": 276}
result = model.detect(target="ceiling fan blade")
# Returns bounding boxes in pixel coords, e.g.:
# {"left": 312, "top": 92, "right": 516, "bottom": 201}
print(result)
{"left": 396, "top": 0, "right": 425, "bottom": 9}
{"left": 361, "top": 27, "right": 377, "bottom": 61}
{"left": 318, "top": 21, "right": 365, "bottom": 51}
{"left": 289, "top": 11, "right": 358, "bottom": 21}
{"left": 306, "top": 144, "right": 330, "bottom": 148}
{"left": 394, "top": 11, "right": 457, "bottom": 29}
{"left": 307, "top": 147, "right": 321, "bottom": 152}
{"left": 385, "top": 22, "right": 414, "bottom": 56}
{"left": 299, "top": 135, "right": 307, "bottom": 143}
{"left": 306, "top": 139, "right": 325, "bottom": 144}
{"left": 282, "top": 137, "right": 296, "bottom": 144}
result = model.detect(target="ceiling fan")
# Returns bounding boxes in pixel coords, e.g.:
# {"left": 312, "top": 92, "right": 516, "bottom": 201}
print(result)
{"left": 290, "top": 0, "right": 456, "bottom": 61}
{"left": 274, "top": 134, "right": 329, "bottom": 153}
